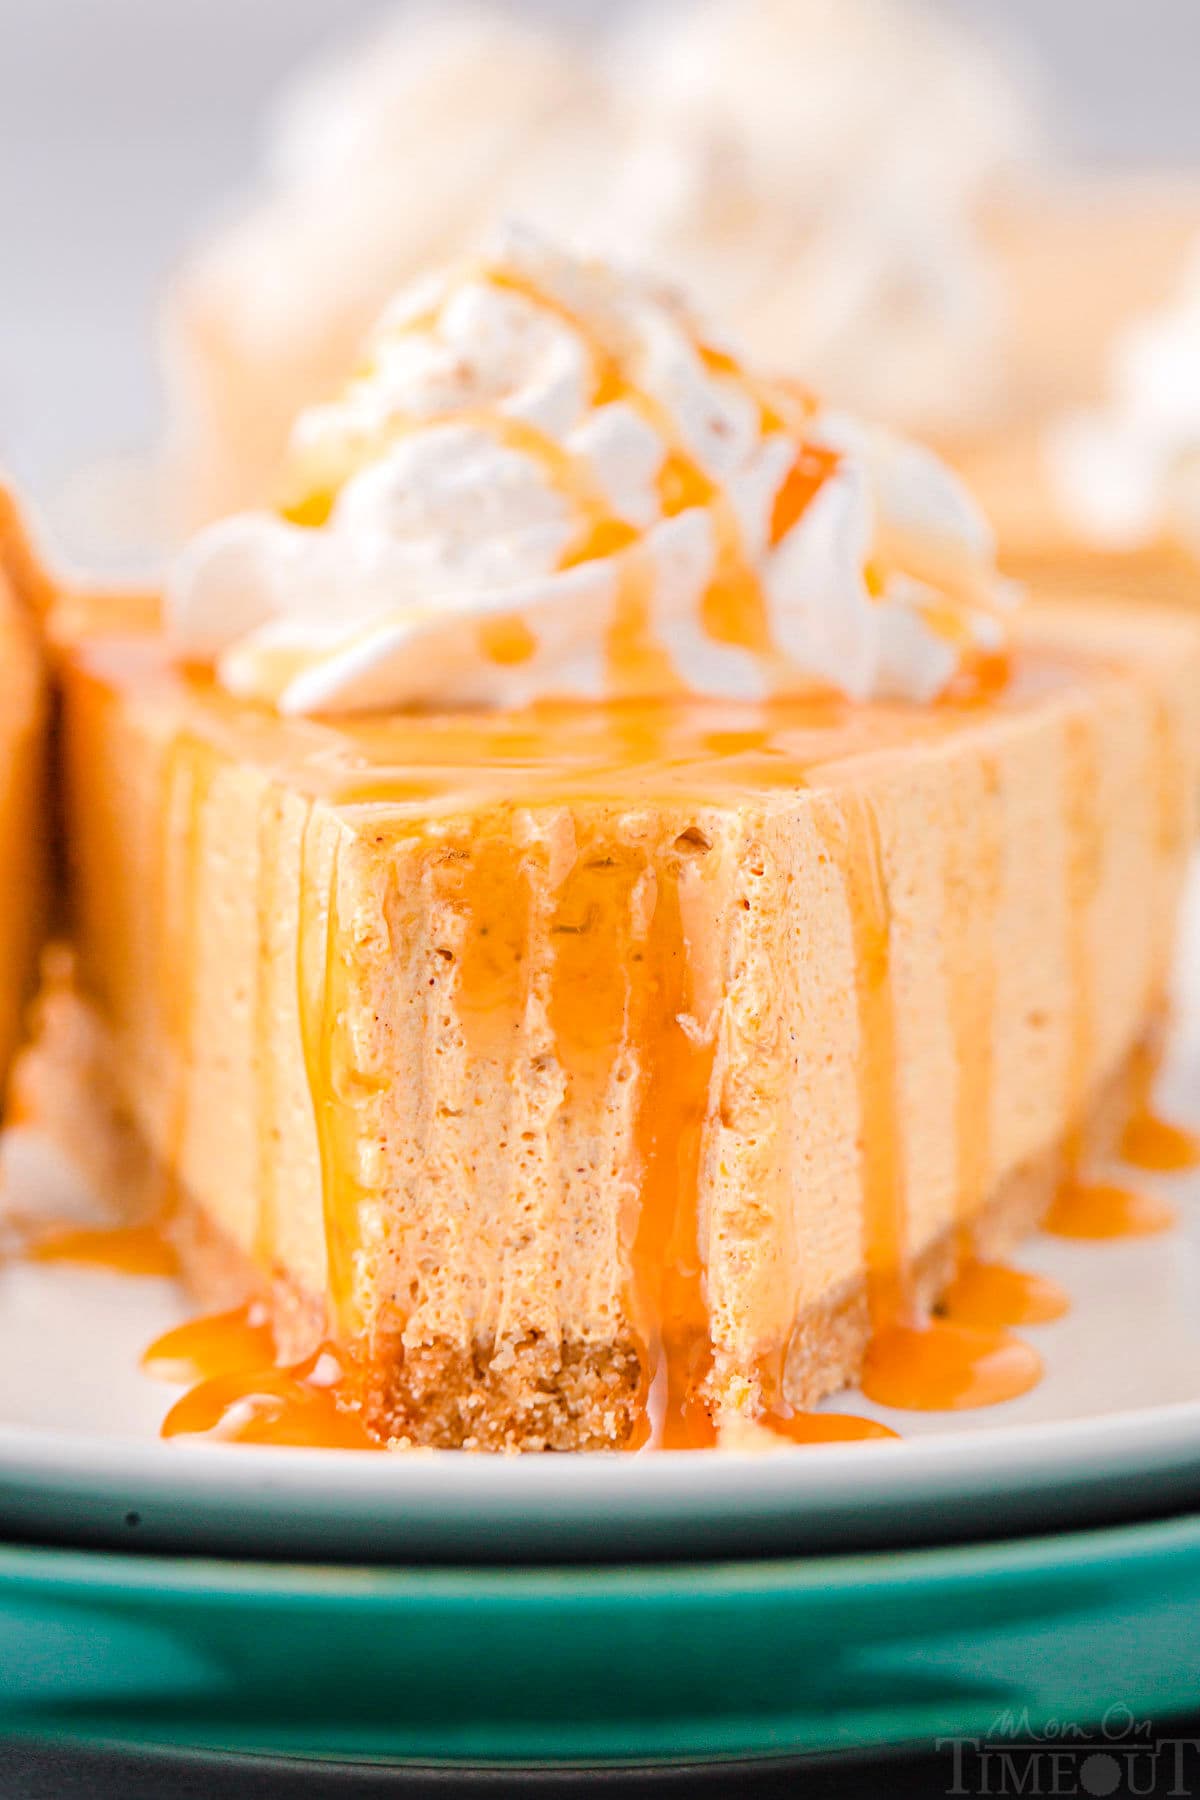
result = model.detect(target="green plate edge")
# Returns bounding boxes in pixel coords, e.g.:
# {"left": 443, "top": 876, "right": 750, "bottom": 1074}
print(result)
{"left": 3, "top": 1513, "right": 1200, "bottom": 1765}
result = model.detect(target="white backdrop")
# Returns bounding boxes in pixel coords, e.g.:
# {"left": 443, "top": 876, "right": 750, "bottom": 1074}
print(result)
{"left": 2, "top": 0, "right": 1198, "bottom": 500}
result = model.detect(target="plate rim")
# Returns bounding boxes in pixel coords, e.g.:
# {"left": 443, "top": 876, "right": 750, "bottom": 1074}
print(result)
{"left": 3, "top": 1392, "right": 1200, "bottom": 1561}
{"left": 5, "top": 1504, "right": 1200, "bottom": 1595}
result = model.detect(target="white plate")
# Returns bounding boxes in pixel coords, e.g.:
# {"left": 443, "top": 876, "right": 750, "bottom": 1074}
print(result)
{"left": 2, "top": 869, "right": 1200, "bottom": 1563}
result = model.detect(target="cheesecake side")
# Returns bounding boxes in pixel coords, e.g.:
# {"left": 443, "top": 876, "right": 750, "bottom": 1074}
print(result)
{"left": 0, "top": 562, "right": 46, "bottom": 1103}
{"left": 37, "top": 603, "right": 1199, "bottom": 1448}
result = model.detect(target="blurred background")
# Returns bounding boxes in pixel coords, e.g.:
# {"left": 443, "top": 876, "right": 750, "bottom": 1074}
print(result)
{"left": 3, "top": 0, "right": 1200, "bottom": 511}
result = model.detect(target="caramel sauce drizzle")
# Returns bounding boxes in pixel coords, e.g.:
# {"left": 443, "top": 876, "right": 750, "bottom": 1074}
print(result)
{"left": 284, "top": 259, "right": 846, "bottom": 697}
{"left": 624, "top": 857, "right": 719, "bottom": 1451}
{"left": 297, "top": 815, "right": 362, "bottom": 1331}
{"left": 0, "top": 672, "right": 45, "bottom": 1093}
{"left": 486, "top": 268, "right": 783, "bottom": 667}
{"left": 1113, "top": 700, "right": 1200, "bottom": 1176}
{"left": 826, "top": 790, "right": 1043, "bottom": 1413}
{"left": 1050, "top": 711, "right": 1173, "bottom": 1241}
{"left": 769, "top": 444, "right": 840, "bottom": 548}
{"left": 940, "top": 761, "right": 1069, "bottom": 1331}
{"left": 822, "top": 794, "right": 905, "bottom": 1330}
{"left": 546, "top": 841, "right": 645, "bottom": 1088}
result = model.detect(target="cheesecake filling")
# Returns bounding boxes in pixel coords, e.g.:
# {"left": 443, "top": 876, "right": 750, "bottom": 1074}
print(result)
{"left": 167, "top": 227, "right": 1016, "bottom": 718}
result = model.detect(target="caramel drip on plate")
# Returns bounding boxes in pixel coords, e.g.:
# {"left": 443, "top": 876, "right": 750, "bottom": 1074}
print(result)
{"left": 860, "top": 1319, "right": 1043, "bottom": 1412}
{"left": 1120, "top": 1109, "right": 1200, "bottom": 1175}
{"left": 160, "top": 1343, "right": 376, "bottom": 1449}
{"left": 761, "top": 1411, "right": 901, "bottom": 1446}
{"left": 1118, "top": 1037, "right": 1200, "bottom": 1174}
{"left": 1043, "top": 1181, "right": 1176, "bottom": 1241}
{"left": 938, "top": 1261, "right": 1069, "bottom": 1329}
{"left": 142, "top": 1302, "right": 277, "bottom": 1384}
{"left": 826, "top": 791, "right": 1042, "bottom": 1412}
{"left": 27, "top": 1220, "right": 179, "bottom": 1278}
{"left": 626, "top": 855, "right": 719, "bottom": 1450}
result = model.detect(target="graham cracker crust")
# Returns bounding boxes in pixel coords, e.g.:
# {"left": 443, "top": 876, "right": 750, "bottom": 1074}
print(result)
{"left": 781, "top": 1077, "right": 1120, "bottom": 1413}
{"left": 8, "top": 957, "right": 1137, "bottom": 1451}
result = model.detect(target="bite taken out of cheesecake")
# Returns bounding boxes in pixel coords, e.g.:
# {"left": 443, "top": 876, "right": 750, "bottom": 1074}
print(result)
{"left": 0, "top": 492, "right": 48, "bottom": 1104}
{"left": 18, "top": 229, "right": 1200, "bottom": 1452}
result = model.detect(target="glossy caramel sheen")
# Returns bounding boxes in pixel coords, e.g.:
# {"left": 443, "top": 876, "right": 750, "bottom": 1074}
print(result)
{"left": 763, "top": 1412, "right": 901, "bottom": 1445}
{"left": 142, "top": 1303, "right": 277, "bottom": 1384}
{"left": 1119, "top": 1041, "right": 1200, "bottom": 1174}
{"left": 160, "top": 1344, "right": 376, "bottom": 1449}
{"left": 861, "top": 1321, "right": 1042, "bottom": 1412}
{"left": 939, "top": 1260, "right": 1070, "bottom": 1330}
{"left": 1043, "top": 1181, "right": 1177, "bottom": 1242}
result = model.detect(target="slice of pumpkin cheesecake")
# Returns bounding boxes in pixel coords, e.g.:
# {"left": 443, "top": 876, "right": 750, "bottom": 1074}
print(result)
{"left": 25, "top": 229, "right": 1200, "bottom": 1450}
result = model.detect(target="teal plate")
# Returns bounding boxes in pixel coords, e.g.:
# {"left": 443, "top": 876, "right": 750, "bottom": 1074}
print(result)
{"left": 3, "top": 1514, "right": 1200, "bottom": 1765}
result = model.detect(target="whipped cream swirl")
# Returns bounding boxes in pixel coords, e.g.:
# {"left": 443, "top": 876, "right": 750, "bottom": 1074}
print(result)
{"left": 167, "top": 228, "right": 1014, "bottom": 716}
{"left": 1046, "top": 240, "right": 1200, "bottom": 556}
